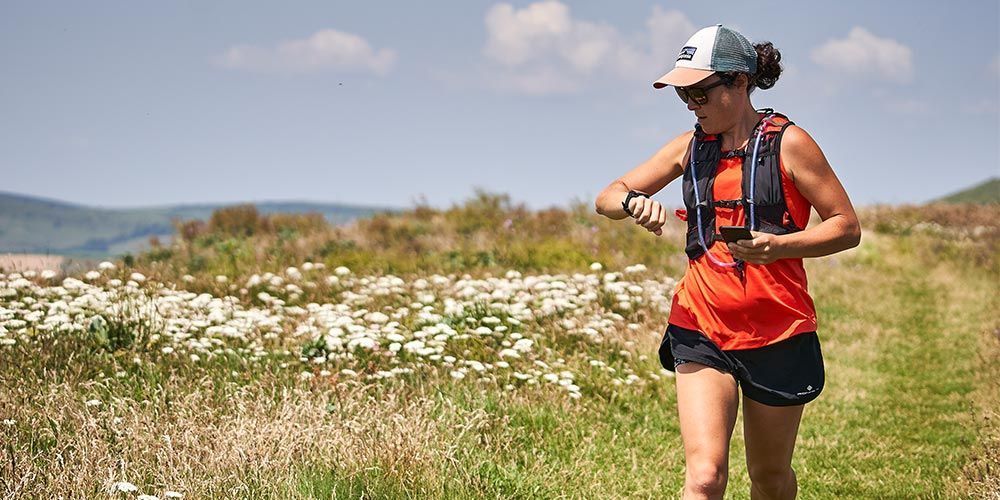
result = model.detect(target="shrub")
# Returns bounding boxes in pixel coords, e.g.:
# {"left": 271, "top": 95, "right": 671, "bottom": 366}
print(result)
{"left": 209, "top": 204, "right": 270, "bottom": 237}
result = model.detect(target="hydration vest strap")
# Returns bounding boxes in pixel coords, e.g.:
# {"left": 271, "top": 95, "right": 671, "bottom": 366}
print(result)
{"left": 688, "top": 128, "right": 739, "bottom": 270}
{"left": 713, "top": 199, "right": 741, "bottom": 208}
{"left": 683, "top": 109, "right": 798, "bottom": 265}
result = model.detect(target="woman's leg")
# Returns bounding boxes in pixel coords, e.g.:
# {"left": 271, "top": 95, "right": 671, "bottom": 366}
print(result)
{"left": 742, "top": 395, "right": 804, "bottom": 500}
{"left": 675, "top": 362, "right": 740, "bottom": 500}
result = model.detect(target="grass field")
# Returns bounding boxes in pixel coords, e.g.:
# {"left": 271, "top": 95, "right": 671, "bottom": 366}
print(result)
{"left": 0, "top": 198, "right": 997, "bottom": 498}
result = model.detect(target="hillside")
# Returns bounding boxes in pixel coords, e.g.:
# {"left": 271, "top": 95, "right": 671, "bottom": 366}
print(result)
{"left": 937, "top": 177, "right": 1000, "bottom": 204}
{"left": 0, "top": 192, "right": 395, "bottom": 256}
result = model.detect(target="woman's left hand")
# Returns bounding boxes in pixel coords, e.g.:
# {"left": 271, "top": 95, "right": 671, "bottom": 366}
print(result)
{"left": 727, "top": 232, "right": 785, "bottom": 264}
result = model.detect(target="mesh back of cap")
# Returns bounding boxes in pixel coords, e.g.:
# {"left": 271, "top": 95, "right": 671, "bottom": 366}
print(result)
{"left": 713, "top": 27, "right": 757, "bottom": 74}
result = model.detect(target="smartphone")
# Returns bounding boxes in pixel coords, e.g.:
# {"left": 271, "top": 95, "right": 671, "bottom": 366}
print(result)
{"left": 719, "top": 225, "right": 754, "bottom": 243}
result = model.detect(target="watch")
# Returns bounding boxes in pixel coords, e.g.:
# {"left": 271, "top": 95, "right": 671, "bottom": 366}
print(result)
{"left": 621, "top": 190, "right": 650, "bottom": 217}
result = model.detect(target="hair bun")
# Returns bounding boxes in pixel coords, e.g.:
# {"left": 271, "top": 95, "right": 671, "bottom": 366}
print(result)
{"left": 752, "top": 42, "right": 782, "bottom": 90}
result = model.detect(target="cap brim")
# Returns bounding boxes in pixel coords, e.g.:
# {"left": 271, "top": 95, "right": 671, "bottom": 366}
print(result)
{"left": 652, "top": 67, "right": 715, "bottom": 88}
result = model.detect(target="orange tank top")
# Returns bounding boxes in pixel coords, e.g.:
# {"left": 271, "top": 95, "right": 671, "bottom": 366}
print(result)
{"left": 667, "top": 150, "right": 817, "bottom": 351}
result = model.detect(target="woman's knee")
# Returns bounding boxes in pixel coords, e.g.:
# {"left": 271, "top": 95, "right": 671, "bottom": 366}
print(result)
{"left": 685, "top": 461, "right": 728, "bottom": 496}
{"left": 747, "top": 464, "right": 795, "bottom": 494}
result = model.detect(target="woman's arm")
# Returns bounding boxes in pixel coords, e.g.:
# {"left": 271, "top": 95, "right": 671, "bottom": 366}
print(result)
{"left": 728, "top": 125, "right": 861, "bottom": 263}
{"left": 594, "top": 131, "right": 691, "bottom": 220}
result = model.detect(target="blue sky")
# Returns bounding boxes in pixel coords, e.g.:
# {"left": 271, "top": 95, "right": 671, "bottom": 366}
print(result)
{"left": 2, "top": 1, "right": 998, "bottom": 210}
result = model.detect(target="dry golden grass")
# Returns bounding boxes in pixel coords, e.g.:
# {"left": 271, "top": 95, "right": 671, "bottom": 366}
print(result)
{"left": 1, "top": 369, "right": 500, "bottom": 498}
{"left": 0, "top": 254, "right": 65, "bottom": 273}
{"left": 956, "top": 277, "right": 1000, "bottom": 497}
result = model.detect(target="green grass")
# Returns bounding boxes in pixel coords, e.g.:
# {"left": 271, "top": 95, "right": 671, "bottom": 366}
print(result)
{"left": 790, "top": 236, "right": 989, "bottom": 498}
{"left": 285, "top": 233, "right": 995, "bottom": 498}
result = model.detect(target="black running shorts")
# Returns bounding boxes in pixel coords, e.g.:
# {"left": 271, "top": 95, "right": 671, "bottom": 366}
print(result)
{"left": 658, "top": 324, "right": 825, "bottom": 407}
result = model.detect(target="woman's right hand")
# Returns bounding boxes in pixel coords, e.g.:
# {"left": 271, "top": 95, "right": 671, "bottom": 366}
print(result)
{"left": 627, "top": 196, "right": 667, "bottom": 236}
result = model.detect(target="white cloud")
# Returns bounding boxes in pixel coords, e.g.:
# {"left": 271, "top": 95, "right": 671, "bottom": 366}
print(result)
{"left": 484, "top": 1, "right": 572, "bottom": 67}
{"left": 481, "top": 1, "right": 696, "bottom": 94}
{"left": 810, "top": 27, "right": 913, "bottom": 83}
{"left": 646, "top": 6, "right": 697, "bottom": 73}
{"left": 217, "top": 29, "right": 396, "bottom": 75}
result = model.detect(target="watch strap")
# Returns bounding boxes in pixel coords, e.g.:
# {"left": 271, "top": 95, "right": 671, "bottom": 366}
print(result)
{"left": 621, "top": 190, "right": 650, "bottom": 217}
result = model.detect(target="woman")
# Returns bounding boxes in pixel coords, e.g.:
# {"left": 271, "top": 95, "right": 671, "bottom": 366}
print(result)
{"left": 595, "top": 25, "right": 861, "bottom": 499}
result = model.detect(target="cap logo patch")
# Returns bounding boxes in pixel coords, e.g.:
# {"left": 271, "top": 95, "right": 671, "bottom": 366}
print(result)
{"left": 677, "top": 46, "right": 697, "bottom": 61}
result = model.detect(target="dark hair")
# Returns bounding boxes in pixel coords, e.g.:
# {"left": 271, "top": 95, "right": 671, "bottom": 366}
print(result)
{"left": 719, "top": 42, "right": 782, "bottom": 94}
{"left": 751, "top": 41, "right": 782, "bottom": 91}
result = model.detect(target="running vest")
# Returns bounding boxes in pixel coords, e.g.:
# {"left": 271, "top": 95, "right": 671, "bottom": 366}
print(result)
{"left": 681, "top": 110, "right": 801, "bottom": 261}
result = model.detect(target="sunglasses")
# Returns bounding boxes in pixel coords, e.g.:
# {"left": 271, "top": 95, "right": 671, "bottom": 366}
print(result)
{"left": 674, "top": 78, "right": 728, "bottom": 105}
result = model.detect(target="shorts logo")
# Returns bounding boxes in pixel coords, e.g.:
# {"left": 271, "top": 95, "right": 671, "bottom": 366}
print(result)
{"left": 796, "top": 385, "right": 819, "bottom": 396}
{"left": 677, "top": 46, "right": 697, "bottom": 61}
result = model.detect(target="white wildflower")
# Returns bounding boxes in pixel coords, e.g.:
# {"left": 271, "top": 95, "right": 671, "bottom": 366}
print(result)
{"left": 111, "top": 481, "right": 138, "bottom": 493}
{"left": 348, "top": 337, "right": 377, "bottom": 350}
{"left": 499, "top": 349, "right": 520, "bottom": 358}
{"left": 364, "top": 311, "right": 389, "bottom": 324}
{"left": 624, "top": 264, "right": 647, "bottom": 274}
{"left": 513, "top": 338, "right": 533, "bottom": 352}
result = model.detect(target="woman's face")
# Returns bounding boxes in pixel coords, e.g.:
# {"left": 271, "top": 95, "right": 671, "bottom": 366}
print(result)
{"left": 680, "top": 74, "right": 749, "bottom": 134}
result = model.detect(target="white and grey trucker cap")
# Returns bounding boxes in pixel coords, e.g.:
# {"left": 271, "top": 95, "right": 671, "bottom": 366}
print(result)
{"left": 653, "top": 24, "right": 757, "bottom": 88}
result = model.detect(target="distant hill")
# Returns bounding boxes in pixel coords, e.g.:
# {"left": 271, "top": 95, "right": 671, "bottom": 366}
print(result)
{"left": 936, "top": 178, "right": 1000, "bottom": 204}
{"left": 0, "top": 192, "right": 396, "bottom": 257}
